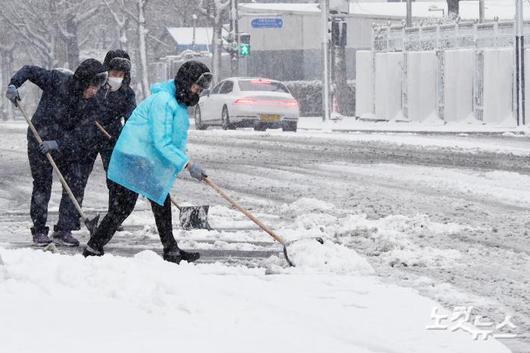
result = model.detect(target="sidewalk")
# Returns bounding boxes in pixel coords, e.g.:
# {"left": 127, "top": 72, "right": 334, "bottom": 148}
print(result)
{"left": 298, "top": 116, "right": 528, "bottom": 136}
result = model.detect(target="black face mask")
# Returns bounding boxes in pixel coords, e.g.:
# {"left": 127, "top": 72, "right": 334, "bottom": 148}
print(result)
{"left": 176, "top": 87, "right": 199, "bottom": 107}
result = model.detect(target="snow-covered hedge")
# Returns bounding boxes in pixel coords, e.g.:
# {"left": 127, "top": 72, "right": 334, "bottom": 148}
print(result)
{"left": 285, "top": 80, "right": 355, "bottom": 117}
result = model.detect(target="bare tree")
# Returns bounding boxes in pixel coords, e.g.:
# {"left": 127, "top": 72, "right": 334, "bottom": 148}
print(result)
{"left": 103, "top": 0, "right": 131, "bottom": 51}
{"left": 58, "top": 1, "right": 103, "bottom": 68}
{"left": 0, "top": 0, "right": 103, "bottom": 69}
{"left": 0, "top": 42, "right": 17, "bottom": 120}
{"left": 198, "top": 0, "right": 230, "bottom": 82}
{"left": 111, "top": 0, "right": 150, "bottom": 98}
{"left": 0, "top": 1, "right": 58, "bottom": 68}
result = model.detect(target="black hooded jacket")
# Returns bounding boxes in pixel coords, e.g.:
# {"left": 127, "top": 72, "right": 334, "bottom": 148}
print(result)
{"left": 94, "top": 49, "right": 136, "bottom": 145}
{"left": 95, "top": 85, "right": 136, "bottom": 145}
{"left": 9, "top": 65, "right": 100, "bottom": 161}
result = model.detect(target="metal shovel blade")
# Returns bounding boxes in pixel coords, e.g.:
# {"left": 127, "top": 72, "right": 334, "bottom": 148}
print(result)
{"left": 84, "top": 214, "right": 100, "bottom": 237}
{"left": 282, "top": 237, "right": 324, "bottom": 267}
{"left": 179, "top": 206, "right": 211, "bottom": 230}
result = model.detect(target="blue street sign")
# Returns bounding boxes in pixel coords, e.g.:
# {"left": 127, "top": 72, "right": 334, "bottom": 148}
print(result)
{"left": 251, "top": 18, "right": 283, "bottom": 29}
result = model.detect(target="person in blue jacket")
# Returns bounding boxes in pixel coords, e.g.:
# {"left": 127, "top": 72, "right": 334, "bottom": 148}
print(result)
{"left": 84, "top": 61, "right": 212, "bottom": 264}
{"left": 60, "top": 50, "right": 136, "bottom": 237}
{"left": 5, "top": 59, "right": 108, "bottom": 247}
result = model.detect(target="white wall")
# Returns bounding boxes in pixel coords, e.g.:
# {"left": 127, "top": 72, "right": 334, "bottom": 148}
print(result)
{"left": 355, "top": 50, "right": 374, "bottom": 118}
{"left": 443, "top": 49, "right": 474, "bottom": 123}
{"left": 375, "top": 52, "right": 403, "bottom": 120}
{"left": 407, "top": 51, "right": 440, "bottom": 122}
{"left": 482, "top": 48, "right": 515, "bottom": 126}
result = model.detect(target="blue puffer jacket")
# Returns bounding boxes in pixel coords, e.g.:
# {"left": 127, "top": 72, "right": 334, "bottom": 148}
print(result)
{"left": 107, "top": 80, "right": 190, "bottom": 205}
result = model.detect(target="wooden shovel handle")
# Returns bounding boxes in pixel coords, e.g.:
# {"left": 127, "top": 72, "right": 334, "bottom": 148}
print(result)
{"left": 169, "top": 196, "right": 182, "bottom": 211}
{"left": 95, "top": 121, "right": 112, "bottom": 139}
{"left": 18, "top": 103, "right": 88, "bottom": 221}
{"left": 203, "top": 177, "right": 286, "bottom": 246}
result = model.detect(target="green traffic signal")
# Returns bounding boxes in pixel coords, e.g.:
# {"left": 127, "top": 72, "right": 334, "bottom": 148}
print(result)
{"left": 239, "top": 43, "right": 250, "bottom": 57}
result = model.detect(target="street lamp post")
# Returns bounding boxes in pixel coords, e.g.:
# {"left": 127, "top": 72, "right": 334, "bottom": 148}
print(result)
{"left": 406, "top": 0, "right": 412, "bottom": 27}
{"left": 515, "top": 0, "right": 525, "bottom": 126}
{"left": 321, "top": 0, "right": 331, "bottom": 122}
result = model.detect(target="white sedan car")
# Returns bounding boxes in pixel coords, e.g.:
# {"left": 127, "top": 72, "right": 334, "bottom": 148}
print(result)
{"left": 194, "top": 77, "right": 299, "bottom": 132}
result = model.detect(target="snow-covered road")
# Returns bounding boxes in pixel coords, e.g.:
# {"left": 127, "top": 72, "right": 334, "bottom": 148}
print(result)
{"left": 0, "top": 121, "right": 528, "bottom": 352}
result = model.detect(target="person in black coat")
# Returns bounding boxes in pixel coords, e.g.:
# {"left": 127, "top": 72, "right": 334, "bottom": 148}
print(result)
{"left": 5, "top": 59, "right": 108, "bottom": 247}
{"left": 73, "top": 50, "right": 136, "bottom": 226}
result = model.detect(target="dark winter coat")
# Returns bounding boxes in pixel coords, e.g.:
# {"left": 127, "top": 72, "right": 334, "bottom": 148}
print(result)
{"left": 95, "top": 85, "right": 136, "bottom": 147}
{"left": 9, "top": 65, "right": 99, "bottom": 161}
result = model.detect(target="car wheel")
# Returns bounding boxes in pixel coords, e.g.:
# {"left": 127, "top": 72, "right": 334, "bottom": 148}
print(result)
{"left": 282, "top": 121, "right": 298, "bottom": 132}
{"left": 194, "top": 107, "right": 207, "bottom": 130}
{"left": 222, "top": 106, "right": 234, "bottom": 130}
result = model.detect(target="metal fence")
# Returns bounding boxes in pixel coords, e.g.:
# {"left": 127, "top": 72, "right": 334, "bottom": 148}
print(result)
{"left": 372, "top": 20, "right": 530, "bottom": 52}
{"left": 364, "top": 19, "right": 527, "bottom": 125}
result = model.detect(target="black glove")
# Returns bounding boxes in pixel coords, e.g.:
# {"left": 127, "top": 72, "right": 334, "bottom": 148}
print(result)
{"left": 188, "top": 162, "right": 207, "bottom": 181}
{"left": 6, "top": 85, "right": 20, "bottom": 106}
{"left": 39, "top": 140, "right": 59, "bottom": 154}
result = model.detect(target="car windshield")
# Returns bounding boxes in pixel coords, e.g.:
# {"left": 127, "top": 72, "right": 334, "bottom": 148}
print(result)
{"left": 238, "top": 79, "right": 289, "bottom": 93}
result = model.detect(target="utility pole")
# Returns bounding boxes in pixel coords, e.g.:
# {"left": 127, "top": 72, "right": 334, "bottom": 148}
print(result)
{"left": 192, "top": 14, "right": 197, "bottom": 50}
{"left": 515, "top": 0, "right": 525, "bottom": 125}
{"left": 230, "top": 0, "right": 239, "bottom": 76}
{"left": 406, "top": 0, "right": 412, "bottom": 27}
{"left": 479, "top": 0, "right": 484, "bottom": 23}
{"left": 320, "top": 0, "right": 330, "bottom": 121}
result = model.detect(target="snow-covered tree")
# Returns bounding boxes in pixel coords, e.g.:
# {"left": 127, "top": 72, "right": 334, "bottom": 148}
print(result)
{"left": 108, "top": 0, "right": 150, "bottom": 98}
{"left": 103, "top": 0, "right": 131, "bottom": 51}
{"left": 0, "top": 0, "right": 103, "bottom": 69}
{"left": 198, "top": 0, "right": 231, "bottom": 82}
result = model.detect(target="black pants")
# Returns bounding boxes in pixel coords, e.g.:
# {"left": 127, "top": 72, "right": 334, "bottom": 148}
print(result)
{"left": 78, "top": 141, "right": 114, "bottom": 209}
{"left": 87, "top": 180, "right": 178, "bottom": 252}
{"left": 28, "top": 140, "right": 89, "bottom": 235}
{"left": 55, "top": 140, "right": 115, "bottom": 233}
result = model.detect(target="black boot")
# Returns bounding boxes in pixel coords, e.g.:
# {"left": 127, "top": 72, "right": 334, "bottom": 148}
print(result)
{"left": 32, "top": 228, "right": 53, "bottom": 247}
{"left": 82, "top": 244, "right": 104, "bottom": 257}
{"left": 163, "top": 245, "right": 200, "bottom": 264}
{"left": 52, "top": 230, "right": 80, "bottom": 247}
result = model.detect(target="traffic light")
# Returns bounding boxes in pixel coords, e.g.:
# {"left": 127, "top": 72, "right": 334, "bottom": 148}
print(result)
{"left": 239, "top": 33, "right": 250, "bottom": 57}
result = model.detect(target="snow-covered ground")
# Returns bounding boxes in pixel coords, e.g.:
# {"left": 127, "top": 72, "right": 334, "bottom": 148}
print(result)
{"left": 0, "top": 120, "right": 528, "bottom": 352}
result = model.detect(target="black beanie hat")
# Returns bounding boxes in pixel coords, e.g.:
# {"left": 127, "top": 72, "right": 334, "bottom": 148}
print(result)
{"left": 73, "top": 58, "right": 107, "bottom": 90}
{"left": 175, "top": 61, "right": 210, "bottom": 87}
{"left": 174, "top": 61, "right": 211, "bottom": 106}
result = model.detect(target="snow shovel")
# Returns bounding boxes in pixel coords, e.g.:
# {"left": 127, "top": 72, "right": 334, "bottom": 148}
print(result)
{"left": 18, "top": 104, "right": 100, "bottom": 236}
{"left": 170, "top": 197, "right": 211, "bottom": 230}
{"left": 95, "top": 121, "right": 210, "bottom": 230}
{"left": 203, "top": 177, "right": 298, "bottom": 267}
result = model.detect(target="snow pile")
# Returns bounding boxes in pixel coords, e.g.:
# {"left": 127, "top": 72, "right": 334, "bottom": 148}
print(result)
{"left": 271, "top": 197, "right": 466, "bottom": 269}
{"left": 0, "top": 247, "right": 511, "bottom": 353}
{"left": 285, "top": 238, "right": 375, "bottom": 275}
{"left": 332, "top": 213, "right": 464, "bottom": 268}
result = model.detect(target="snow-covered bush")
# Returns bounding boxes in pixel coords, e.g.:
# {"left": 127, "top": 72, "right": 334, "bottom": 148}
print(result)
{"left": 285, "top": 80, "right": 355, "bottom": 117}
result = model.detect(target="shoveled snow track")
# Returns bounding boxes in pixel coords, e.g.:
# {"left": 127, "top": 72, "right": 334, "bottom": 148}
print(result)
{"left": 2, "top": 242, "right": 283, "bottom": 267}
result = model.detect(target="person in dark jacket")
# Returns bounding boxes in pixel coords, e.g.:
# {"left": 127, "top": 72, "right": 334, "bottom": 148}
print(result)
{"left": 83, "top": 61, "right": 213, "bottom": 264}
{"left": 5, "top": 59, "right": 108, "bottom": 247}
{"left": 67, "top": 50, "right": 136, "bottom": 229}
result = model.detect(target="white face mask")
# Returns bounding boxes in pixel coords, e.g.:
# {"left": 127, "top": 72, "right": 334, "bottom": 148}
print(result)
{"left": 108, "top": 76, "right": 123, "bottom": 91}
